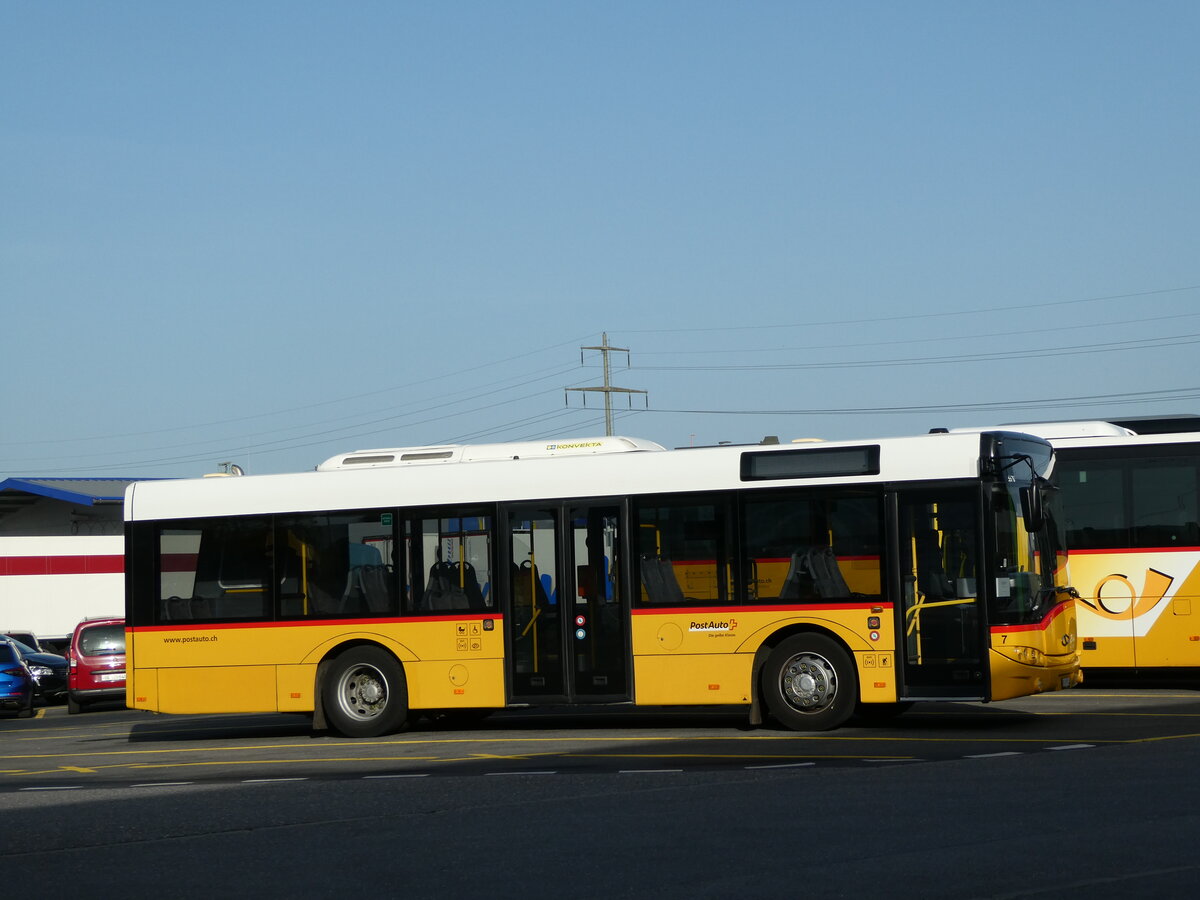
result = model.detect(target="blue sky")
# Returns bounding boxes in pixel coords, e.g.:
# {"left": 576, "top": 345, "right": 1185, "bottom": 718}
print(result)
{"left": 3, "top": 2, "right": 1198, "bottom": 478}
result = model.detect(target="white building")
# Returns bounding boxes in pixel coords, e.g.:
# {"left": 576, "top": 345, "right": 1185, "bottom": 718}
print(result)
{"left": 0, "top": 477, "right": 153, "bottom": 650}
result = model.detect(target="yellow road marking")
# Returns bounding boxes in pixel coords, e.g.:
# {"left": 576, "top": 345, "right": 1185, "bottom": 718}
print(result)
{"left": 5, "top": 725, "right": 1200, "bottom": 780}
{"left": 467, "top": 752, "right": 539, "bottom": 761}
{"left": 0, "top": 732, "right": 1153, "bottom": 765}
{"left": 1130, "top": 731, "right": 1200, "bottom": 743}
{"left": 16, "top": 756, "right": 446, "bottom": 777}
{"left": 568, "top": 752, "right": 917, "bottom": 761}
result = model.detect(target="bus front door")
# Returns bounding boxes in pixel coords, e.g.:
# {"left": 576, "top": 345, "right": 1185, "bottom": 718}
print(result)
{"left": 505, "top": 503, "right": 631, "bottom": 703}
{"left": 895, "top": 489, "right": 989, "bottom": 698}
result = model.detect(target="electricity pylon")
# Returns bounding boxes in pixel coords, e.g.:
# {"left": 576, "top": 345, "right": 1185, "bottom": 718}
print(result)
{"left": 565, "top": 332, "right": 648, "bottom": 436}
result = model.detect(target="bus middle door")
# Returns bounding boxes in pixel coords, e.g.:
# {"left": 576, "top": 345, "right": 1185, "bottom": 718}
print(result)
{"left": 505, "top": 503, "right": 631, "bottom": 704}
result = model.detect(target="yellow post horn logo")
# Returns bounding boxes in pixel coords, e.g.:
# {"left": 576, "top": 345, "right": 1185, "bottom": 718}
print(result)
{"left": 1087, "top": 568, "right": 1173, "bottom": 620}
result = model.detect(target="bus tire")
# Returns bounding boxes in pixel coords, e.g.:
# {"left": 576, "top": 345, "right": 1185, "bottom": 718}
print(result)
{"left": 322, "top": 646, "right": 409, "bottom": 738}
{"left": 761, "top": 633, "right": 855, "bottom": 731}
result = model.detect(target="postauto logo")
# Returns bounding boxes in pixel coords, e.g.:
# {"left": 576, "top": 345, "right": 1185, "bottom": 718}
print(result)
{"left": 689, "top": 618, "right": 738, "bottom": 633}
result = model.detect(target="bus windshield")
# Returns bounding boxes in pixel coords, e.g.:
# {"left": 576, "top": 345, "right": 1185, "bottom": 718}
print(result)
{"left": 989, "top": 475, "right": 1066, "bottom": 626}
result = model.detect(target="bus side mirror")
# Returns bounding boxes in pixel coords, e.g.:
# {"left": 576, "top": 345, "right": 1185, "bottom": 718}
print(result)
{"left": 1020, "top": 485, "right": 1044, "bottom": 532}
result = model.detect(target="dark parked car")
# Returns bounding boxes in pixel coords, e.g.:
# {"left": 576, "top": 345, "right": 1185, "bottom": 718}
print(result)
{"left": 2, "top": 635, "right": 68, "bottom": 704}
{"left": 1, "top": 640, "right": 35, "bottom": 717}
{"left": 2, "top": 629, "right": 43, "bottom": 652}
{"left": 67, "top": 617, "right": 126, "bottom": 713}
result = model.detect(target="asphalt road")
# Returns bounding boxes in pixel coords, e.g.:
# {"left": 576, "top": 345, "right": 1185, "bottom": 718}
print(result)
{"left": 3, "top": 686, "right": 1198, "bottom": 898}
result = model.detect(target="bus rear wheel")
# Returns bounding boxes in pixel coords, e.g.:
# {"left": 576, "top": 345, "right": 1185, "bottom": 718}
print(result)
{"left": 322, "top": 646, "right": 409, "bottom": 738}
{"left": 762, "top": 634, "right": 855, "bottom": 731}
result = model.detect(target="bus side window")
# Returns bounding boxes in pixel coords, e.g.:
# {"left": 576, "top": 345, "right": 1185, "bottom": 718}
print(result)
{"left": 160, "top": 519, "right": 271, "bottom": 622}
{"left": 633, "top": 496, "right": 730, "bottom": 606}
{"left": 1132, "top": 458, "right": 1200, "bottom": 547}
{"left": 409, "top": 513, "right": 493, "bottom": 615}
{"left": 741, "top": 491, "right": 881, "bottom": 603}
{"left": 277, "top": 512, "right": 400, "bottom": 619}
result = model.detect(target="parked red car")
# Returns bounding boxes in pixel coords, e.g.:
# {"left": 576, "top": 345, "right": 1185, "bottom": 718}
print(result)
{"left": 67, "top": 617, "right": 126, "bottom": 714}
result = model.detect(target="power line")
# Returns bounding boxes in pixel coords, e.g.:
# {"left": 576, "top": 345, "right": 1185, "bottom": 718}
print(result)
{"left": 634, "top": 332, "right": 1200, "bottom": 372}
{"left": 650, "top": 385, "right": 1200, "bottom": 417}
{"left": 12, "top": 281, "right": 1200, "bottom": 474}
{"left": 4, "top": 372, "right": 602, "bottom": 474}
{"left": 619, "top": 282, "right": 1200, "bottom": 335}
{"left": 0, "top": 335, "right": 596, "bottom": 448}
{"left": 633, "top": 309, "right": 1200, "bottom": 358}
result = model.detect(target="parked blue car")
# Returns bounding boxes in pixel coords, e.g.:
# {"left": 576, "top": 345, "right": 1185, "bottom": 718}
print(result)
{"left": 2, "top": 636, "right": 68, "bottom": 704}
{"left": 1, "top": 639, "right": 35, "bottom": 717}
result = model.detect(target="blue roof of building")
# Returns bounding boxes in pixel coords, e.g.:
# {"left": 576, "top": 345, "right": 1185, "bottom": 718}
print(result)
{"left": 0, "top": 477, "right": 164, "bottom": 506}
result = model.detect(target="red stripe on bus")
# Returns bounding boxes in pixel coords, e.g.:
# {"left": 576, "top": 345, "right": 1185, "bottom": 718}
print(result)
{"left": 990, "top": 600, "right": 1073, "bottom": 634}
{"left": 748, "top": 558, "right": 881, "bottom": 567}
{"left": 0, "top": 555, "right": 124, "bottom": 576}
{"left": 130, "top": 613, "right": 500, "bottom": 633}
{"left": 1067, "top": 546, "right": 1200, "bottom": 555}
{"left": 675, "top": 555, "right": 880, "bottom": 565}
{"left": 632, "top": 602, "right": 888, "bottom": 615}
{"left": 131, "top": 605, "right": 896, "bottom": 631}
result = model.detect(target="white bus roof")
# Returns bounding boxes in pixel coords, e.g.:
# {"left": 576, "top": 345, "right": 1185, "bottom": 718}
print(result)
{"left": 987, "top": 417, "right": 1200, "bottom": 449}
{"left": 125, "top": 430, "right": 1046, "bottom": 522}
{"left": 317, "top": 436, "right": 666, "bottom": 470}
{"left": 989, "top": 421, "right": 1136, "bottom": 440}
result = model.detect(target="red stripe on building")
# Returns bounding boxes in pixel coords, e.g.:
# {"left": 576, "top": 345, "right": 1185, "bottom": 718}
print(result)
{"left": 0, "top": 555, "right": 125, "bottom": 576}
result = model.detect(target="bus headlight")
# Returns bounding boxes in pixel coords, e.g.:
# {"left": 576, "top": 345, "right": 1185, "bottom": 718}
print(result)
{"left": 1006, "top": 646, "right": 1045, "bottom": 667}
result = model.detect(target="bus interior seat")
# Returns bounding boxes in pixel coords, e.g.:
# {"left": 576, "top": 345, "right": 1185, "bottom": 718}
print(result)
{"left": 779, "top": 547, "right": 852, "bottom": 600}
{"left": 341, "top": 565, "right": 394, "bottom": 613}
{"left": 162, "top": 595, "right": 189, "bottom": 620}
{"left": 639, "top": 556, "right": 685, "bottom": 605}
{"left": 512, "top": 560, "right": 550, "bottom": 603}
{"left": 161, "top": 595, "right": 214, "bottom": 621}
{"left": 421, "top": 561, "right": 486, "bottom": 612}
{"left": 360, "top": 565, "right": 395, "bottom": 613}
{"left": 778, "top": 552, "right": 804, "bottom": 600}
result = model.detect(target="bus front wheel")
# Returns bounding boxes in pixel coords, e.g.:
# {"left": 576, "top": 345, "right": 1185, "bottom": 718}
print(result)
{"left": 322, "top": 646, "right": 409, "bottom": 738}
{"left": 762, "top": 634, "right": 855, "bottom": 731}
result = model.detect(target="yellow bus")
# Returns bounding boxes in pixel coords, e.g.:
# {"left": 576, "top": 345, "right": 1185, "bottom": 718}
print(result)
{"left": 1006, "top": 416, "right": 1200, "bottom": 676}
{"left": 123, "top": 430, "right": 1080, "bottom": 737}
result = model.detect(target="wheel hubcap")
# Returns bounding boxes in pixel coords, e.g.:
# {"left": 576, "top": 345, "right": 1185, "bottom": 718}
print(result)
{"left": 338, "top": 664, "right": 388, "bottom": 720}
{"left": 780, "top": 652, "right": 838, "bottom": 712}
